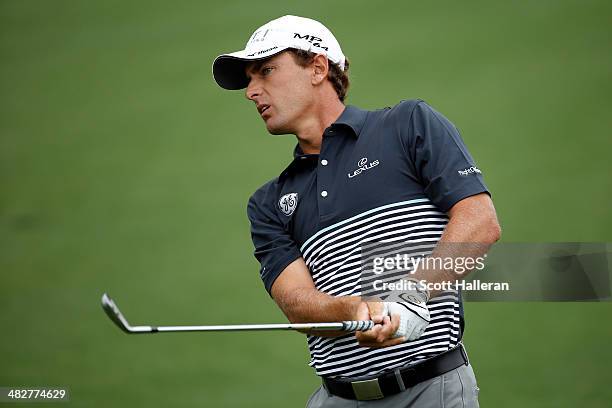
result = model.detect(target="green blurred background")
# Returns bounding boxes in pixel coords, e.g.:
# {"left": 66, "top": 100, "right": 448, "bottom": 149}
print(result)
{"left": 1, "top": 0, "right": 611, "bottom": 406}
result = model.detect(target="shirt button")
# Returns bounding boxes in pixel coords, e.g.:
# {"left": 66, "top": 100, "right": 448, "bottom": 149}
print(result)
{"left": 321, "top": 190, "right": 328, "bottom": 198}
{"left": 321, "top": 159, "right": 328, "bottom": 166}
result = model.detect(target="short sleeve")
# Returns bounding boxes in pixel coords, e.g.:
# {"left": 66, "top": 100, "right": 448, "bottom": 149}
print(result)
{"left": 407, "top": 101, "right": 490, "bottom": 212}
{"left": 247, "top": 182, "right": 302, "bottom": 295}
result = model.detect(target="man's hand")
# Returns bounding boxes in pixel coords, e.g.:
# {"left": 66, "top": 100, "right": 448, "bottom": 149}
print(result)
{"left": 355, "top": 302, "right": 404, "bottom": 348}
{"left": 355, "top": 300, "right": 430, "bottom": 348}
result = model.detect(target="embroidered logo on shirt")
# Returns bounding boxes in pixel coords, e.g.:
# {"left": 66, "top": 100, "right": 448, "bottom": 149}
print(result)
{"left": 278, "top": 193, "right": 298, "bottom": 216}
{"left": 348, "top": 157, "right": 380, "bottom": 179}
{"left": 457, "top": 166, "right": 482, "bottom": 176}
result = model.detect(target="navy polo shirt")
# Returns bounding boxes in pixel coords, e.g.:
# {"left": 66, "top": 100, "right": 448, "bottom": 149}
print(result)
{"left": 247, "top": 99, "right": 489, "bottom": 378}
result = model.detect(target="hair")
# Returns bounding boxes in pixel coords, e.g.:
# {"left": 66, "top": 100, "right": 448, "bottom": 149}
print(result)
{"left": 287, "top": 49, "right": 350, "bottom": 102}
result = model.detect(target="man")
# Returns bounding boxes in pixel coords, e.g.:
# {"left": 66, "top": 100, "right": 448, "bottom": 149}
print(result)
{"left": 213, "top": 15, "right": 500, "bottom": 407}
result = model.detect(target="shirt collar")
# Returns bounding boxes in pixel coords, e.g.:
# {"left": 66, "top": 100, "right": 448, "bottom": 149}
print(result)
{"left": 279, "top": 105, "right": 369, "bottom": 181}
{"left": 293, "top": 143, "right": 305, "bottom": 158}
{"left": 290, "top": 105, "right": 368, "bottom": 159}
{"left": 332, "top": 105, "right": 369, "bottom": 138}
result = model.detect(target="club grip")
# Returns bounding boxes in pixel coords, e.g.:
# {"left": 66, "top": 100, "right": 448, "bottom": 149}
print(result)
{"left": 341, "top": 320, "right": 374, "bottom": 332}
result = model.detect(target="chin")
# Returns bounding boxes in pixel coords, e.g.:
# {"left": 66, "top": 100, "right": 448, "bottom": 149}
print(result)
{"left": 267, "top": 127, "right": 288, "bottom": 135}
{"left": 265, "top": 119, "right": 292, "bottom": 135}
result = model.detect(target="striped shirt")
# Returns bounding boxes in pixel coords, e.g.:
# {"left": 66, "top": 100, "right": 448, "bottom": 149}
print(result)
{"left": 247, "top": 100, "right": 488, "bottom": 378}
{"left": 302, "top": 199, "right": 460, "bottom": 377}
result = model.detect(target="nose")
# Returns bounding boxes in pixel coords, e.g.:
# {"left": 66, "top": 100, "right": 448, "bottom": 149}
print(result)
{"left": 245, "top": 77, "right": 261, "bottom": 101}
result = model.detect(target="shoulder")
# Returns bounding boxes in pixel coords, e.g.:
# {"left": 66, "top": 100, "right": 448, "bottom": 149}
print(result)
{"left": 359, "top": 99, "right": 431, "bottom": 129}
{"left": 382, "top": 99, "right": 430, "bottom": 120}
{"left": 355, "top": 99, "right": 431, "bottom": 138}
{"left": 247, "top": 177, "right": 290, "bottom": 223}
{"left": 380, "top": 99, "right": 458, "bottom": 134}
{"left": 248, "top": 177, "right": 279, "bottom": 207}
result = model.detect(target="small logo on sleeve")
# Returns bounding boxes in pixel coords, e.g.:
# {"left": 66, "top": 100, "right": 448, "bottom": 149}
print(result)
{"left": 458, "top": 166, "right": 482, "bottom": 176}
{"left": 279, "top": 193, "right": 298, "bottom": 216}
{"left": 348, "top": 157, "right": 380, "bottom": 179}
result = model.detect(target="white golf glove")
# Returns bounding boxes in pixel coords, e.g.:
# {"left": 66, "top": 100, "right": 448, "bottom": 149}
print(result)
{"left": 382, "top": 281, "right": 430, "bottom": 341}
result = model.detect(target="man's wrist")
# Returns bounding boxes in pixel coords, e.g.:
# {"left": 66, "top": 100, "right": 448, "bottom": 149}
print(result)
{"left": 403, "top": 278, "right": 430, "bottom": 304}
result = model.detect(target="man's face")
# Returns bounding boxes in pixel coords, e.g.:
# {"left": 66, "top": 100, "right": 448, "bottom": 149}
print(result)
{"left": 244, "top": 52, "right": 315, "bottom": 135}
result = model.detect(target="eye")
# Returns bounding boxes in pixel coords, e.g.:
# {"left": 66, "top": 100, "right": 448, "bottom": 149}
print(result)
{"left": 261, "top": 66, "right": 274, "bottom": 76}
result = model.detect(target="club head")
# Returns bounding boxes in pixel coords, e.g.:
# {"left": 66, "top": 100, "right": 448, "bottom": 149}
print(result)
{"left": 101, "top": 293, "right": 134, "bottom": 334}
{"left": 101, "top": 293, "right": 154, "bottom": 334}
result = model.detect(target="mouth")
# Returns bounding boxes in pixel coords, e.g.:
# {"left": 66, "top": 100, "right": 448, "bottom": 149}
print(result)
{"left": 257, "top": 104, "right": 270, "bottom": 116}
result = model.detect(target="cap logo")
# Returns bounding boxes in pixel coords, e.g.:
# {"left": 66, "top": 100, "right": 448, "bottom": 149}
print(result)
{"left": 293, "top": 33, "right": 329, "bottom": 51}
{"left": 249, "top": 29, "right": 270, "bottom": 43}
{"left": 279, "top": 193, "right": 298, "bottom": 216}
{"left": 247, "top": 46, "right": 278, "bottom": 57}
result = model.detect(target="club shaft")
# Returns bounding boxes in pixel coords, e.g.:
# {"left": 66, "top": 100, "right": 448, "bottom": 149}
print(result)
{"left": 101, "top": 293, "right": 374, "bottom": 334}
{"left": 158, "top": 322, "right": 344, "bottom": 332}
{"left": 128, "top": 321, "right": 372, "bottom": 333}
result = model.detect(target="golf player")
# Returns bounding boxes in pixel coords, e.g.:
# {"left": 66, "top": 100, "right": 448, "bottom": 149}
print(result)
{"left": 213, "top": 15, "right": 500, "bottom": 407}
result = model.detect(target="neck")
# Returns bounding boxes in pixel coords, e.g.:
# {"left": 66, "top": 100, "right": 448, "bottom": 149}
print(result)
{"left": 295, "top": 98, "right": 346, "bottom": 155}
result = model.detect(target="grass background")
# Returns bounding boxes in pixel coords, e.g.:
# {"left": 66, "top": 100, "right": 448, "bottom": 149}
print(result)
{"left": 1, "top": 0, "right": 611, "bottom": 406}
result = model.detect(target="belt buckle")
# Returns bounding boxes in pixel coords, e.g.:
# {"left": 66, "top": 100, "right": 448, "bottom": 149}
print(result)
{"left": 351, "top": 378, "right": 384, "bottom": 401}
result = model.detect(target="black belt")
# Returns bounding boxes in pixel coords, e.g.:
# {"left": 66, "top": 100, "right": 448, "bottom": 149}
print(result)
{"left": 322, "top": 344, "right": 469, "bottom": 401}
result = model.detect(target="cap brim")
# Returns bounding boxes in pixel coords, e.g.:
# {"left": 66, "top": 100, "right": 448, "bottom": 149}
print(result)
{"left": 212, "top": 48, "right": 288, "bottom": 90}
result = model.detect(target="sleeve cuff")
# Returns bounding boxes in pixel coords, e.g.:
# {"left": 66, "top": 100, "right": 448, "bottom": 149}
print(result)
{"left": 261, "top": 248, "right": 303, "bottom": 296}
{"left": 433, "top": 185, "right": 491, "bottom": 213}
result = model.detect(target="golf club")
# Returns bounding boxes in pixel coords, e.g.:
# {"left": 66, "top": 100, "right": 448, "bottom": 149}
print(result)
{"left": 101, "top": 293, "right": 375, "bottom": 334}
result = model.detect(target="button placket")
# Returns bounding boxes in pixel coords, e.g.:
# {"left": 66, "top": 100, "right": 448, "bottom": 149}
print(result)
{"left": 318, "top": 132, "right": 334, "bottom": 217}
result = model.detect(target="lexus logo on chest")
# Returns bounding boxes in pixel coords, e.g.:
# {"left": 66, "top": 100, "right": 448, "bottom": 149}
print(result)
{"left": 348, "top": 157, "right": 380, "bottom": 178}
{"left": 278, "top": 193, "right": 298, "bottom": 216}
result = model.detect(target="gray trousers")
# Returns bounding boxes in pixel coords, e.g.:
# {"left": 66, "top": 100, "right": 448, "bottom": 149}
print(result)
{"left": 306, "top": 364, "right": 480, "bottom": 408}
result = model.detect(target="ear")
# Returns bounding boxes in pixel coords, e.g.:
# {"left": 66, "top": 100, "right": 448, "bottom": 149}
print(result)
{"left": 311, "top": 54, "right": 329, "bottom": 85}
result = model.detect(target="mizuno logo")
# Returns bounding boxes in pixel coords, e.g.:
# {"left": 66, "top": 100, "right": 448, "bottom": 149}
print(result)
{"left": 247, "top": 46, "right": 278, "bottom": 57}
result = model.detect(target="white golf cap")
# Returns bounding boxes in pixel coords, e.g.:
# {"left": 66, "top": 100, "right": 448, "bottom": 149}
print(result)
{"left": 212, "top": 15, "right": 346, "bottom": 90}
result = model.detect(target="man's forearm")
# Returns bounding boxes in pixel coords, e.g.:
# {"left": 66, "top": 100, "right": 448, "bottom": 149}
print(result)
{"left": 271, "top": 258, "right": 371, "bottom": 337}
{"left": 275, "top": 287, "right": 363, "bottom": 336}
{"left": 411, "top": 194, "right": 501, "bottom": 298}
{"left": 411, "top": 240, "right": 493, "bottom": 298}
